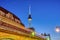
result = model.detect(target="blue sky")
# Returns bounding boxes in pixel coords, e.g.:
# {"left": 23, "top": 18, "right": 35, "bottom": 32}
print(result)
{"left": 0, "top": 0, "right": 60, "bottom": 40}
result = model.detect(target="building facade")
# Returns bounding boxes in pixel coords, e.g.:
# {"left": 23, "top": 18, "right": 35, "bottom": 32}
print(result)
{"left": 0, "top": 7, "right": 46, "bottom": 40}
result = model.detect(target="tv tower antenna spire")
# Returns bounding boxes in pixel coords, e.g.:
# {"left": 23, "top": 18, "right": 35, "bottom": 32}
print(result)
{"left": 29, "top": 5, "right": 31, "bottom": 14}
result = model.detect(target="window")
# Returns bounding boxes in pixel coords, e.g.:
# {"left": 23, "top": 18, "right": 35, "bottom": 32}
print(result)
{"left": 15, "top": 18, "right": 20, "bottom": 23}
{"left": 6, "top": 13, "right": 14, "bottom": 20}
{"left": 0, "top": 10, "right": 5, "bottom": 16}
{"left": 6, "top": 13, "right": 10, "bottom": 18}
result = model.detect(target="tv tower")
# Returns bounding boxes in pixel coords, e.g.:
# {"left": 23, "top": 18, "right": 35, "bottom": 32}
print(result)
{"left": 28, "top": 5, "right": 32, "bottom": 27}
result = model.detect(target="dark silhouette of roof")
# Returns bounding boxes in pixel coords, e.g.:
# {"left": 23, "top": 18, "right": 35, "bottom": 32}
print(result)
{"left": 28, "top": 27, "right": 35, "bottom": 31}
